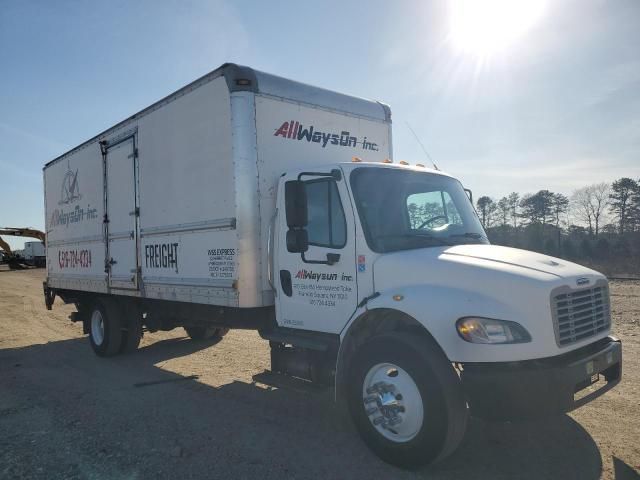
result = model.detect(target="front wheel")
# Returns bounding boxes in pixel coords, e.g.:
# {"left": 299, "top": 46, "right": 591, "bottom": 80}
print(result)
{"left": 347, "top": 332, "right": 467, "bottom": 468}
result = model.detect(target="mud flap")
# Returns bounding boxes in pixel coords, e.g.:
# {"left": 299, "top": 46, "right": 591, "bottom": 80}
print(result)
{"left": 43, "top": 281, "right": 55, "bottom": 310}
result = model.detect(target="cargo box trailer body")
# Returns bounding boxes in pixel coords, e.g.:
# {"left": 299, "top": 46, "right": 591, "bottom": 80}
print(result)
{"left": 44, "top": 64, "right": 391, "bottom": 308}
{"left": 43, "top": 64, "right": 621, "bottom": 468}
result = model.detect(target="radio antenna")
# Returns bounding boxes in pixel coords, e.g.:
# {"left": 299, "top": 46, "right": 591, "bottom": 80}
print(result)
{"left": 406, "top": 122, "right": 439, "bottom": 170}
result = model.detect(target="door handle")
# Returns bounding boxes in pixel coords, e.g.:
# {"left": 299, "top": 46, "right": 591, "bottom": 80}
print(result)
{"left": 280, "top": 270, "right": 292, "bottom": 297}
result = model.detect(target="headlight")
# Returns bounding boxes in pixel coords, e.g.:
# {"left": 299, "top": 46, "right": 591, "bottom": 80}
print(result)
{"left": 456, "top": 317, "right": 531, "bottom": 344}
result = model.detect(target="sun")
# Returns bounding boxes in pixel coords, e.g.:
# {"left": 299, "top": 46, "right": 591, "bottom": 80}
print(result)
{"left": 449, "top": 0, "right": 547, "bottom": 58}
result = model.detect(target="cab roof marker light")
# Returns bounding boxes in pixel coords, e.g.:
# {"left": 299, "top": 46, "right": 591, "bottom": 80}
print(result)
{"left": 383, "top": 159, "right": 393, "bottom": 164}
{"left": 416, "top": 163, "right": 425, "bottom": 168}
{"left": 399, "top": 161, "right": 409, "bottom": 166}
{"left": 352, "top": 157, "right": 362, "bottom": 162}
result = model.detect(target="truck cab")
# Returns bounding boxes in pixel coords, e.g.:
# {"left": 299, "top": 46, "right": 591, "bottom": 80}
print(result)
{"left": 272, "top": 160, "right": 621, "bottom": 466}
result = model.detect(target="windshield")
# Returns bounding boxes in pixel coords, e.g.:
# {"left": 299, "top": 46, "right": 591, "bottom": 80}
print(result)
{"left": 350, "top": 167, "right": 488, "bottom": 253}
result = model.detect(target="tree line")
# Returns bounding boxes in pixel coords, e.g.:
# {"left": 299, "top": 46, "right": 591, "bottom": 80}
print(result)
{"left": 475, "top": 177, "right": 640, "bottom": 274}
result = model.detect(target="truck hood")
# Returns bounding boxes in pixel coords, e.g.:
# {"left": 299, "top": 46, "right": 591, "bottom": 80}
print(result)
{"left": 436, "top": 244, "right": 598, "bottom": 278}
{"left": 371, "top": 244, "right": 608, "bottom": 362}
{"left": 374, "top": 244, "right": 603, "bottom": 287}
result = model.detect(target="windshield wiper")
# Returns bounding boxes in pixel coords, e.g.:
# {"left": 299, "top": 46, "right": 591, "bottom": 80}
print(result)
{"left": 411, "top": 232, "right": 454, "bottom": 245}
{"left": 447, "top": 232, "right": 488, "bottom": 244}
{"left": 448, "top": 232, "right": 485, "bottom": 239}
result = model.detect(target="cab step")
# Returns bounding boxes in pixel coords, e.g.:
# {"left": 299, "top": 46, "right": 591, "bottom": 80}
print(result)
{"left": 259, "top": 327, "right": 339, "bottom": 352}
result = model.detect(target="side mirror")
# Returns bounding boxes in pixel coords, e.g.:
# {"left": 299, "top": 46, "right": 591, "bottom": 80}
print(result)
{"left": 286, "top": 229, "right": 308, "bottom": 253}
{"left": 285, "top": 180, "right": 307, "bottom": 228}
{"left": 464, "top": 188, "right": 473, "bottom": 204}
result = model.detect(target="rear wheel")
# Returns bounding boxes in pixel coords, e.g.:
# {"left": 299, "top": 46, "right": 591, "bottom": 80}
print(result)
{"left": 184, "top": 326, "right": 229, "bottom": 340}
{"left": 347, "top": 332, "right": 467, "bottom": 468}
{"left": 88, "top": 300, "right": 123, "bottom": 357}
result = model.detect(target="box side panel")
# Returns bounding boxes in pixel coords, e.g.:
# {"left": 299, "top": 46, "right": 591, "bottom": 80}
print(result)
{"left": 45, "top": 140, "right": 107, "bottom": 291}
{"left": 136, "top": 76, "right": 239, "bottom": 306}
{"left": 254, "top": 95, "right": 392, "bottom": 300}
{"left": 45, "top": 76, "right": 241, "bottom": 306}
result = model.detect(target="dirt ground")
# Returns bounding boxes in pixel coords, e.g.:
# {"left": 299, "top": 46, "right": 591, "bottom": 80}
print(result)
{"left": 0, "top": 268, "right": 638, "bottom": 480}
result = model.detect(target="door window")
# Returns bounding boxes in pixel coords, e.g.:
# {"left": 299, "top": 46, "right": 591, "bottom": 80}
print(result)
{"left": 305, "top": 180, "right": 346, "bottom": 248}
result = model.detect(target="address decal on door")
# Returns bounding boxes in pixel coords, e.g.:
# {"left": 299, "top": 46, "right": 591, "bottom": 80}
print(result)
{"left": 293, "top": 269, "right": 353, "bottom": 307}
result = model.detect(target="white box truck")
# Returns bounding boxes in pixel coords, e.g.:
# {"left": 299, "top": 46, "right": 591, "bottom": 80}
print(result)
{"left": 23, "top": 241, "right": 46, "bottom": 267}
{"left": 43, "top": 63, "right": 621, "bottom": 467}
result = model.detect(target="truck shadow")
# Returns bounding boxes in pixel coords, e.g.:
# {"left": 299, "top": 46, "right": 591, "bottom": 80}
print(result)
{"left": 0, "top": 335, "right": 606, "bottom": 480}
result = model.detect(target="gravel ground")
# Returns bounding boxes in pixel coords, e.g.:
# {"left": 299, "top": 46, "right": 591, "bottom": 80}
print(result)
{"left": 0, "top": 268, "right": 638, "bottom": 479}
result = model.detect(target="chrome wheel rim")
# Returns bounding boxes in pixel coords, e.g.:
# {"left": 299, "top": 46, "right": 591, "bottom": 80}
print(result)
{"left": 91, "top": 310, "right": 105, "bottom": 346}
{"left": 362, "top": 362, "right": 424, "bottom": 443}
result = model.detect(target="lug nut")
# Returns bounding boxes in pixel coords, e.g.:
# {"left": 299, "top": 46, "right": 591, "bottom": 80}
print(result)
{"left": 372, "top": 417, "right": 387, "bottom": 426}
{"left": 366, "top": 382, "right": 385, "bottom": 395}
{"left": 388, "top": 417, "right": 403, "bottom": 426}
{"left": 395, "top": 394, "right": 403, "bottom": 401}
{"left": 365, "top": 406, "right": 378, "bottom": 416}
{"left": 363, "top": 395, "right": 377, "bottom": 404}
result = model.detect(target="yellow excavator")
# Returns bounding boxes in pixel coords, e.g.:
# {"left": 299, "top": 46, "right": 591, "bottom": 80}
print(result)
{"left": 0, "top": 228, "right": 46, "bottom": 269}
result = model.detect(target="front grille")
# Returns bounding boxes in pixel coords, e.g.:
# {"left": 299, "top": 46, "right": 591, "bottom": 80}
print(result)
{"left": 551, "top": 282, "right": 610, "bottom": 347}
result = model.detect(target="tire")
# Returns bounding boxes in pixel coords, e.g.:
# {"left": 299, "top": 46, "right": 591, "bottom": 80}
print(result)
{"left": 120, "top": 312, "right": 142, "bottom": 353}
{"left": 347, "top": 332, "right": 467, "bottom": 468}
{"left": 88, "top": 299, "right": 123, "bottom": 357}
{"left": 184, "top": 326, "right": 229, "bottom": 340}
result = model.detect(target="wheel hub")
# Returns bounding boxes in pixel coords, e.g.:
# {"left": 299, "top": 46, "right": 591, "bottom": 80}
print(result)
{"left": 362, "top": 363, "right": 423, "bottom": 442}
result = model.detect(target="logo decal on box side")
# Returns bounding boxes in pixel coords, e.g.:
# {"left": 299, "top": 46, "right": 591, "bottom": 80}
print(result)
{"left": 59, "top": 160, "right": 82, "bottom": 205}
{"left": 49, "top": 162, "right": 99, "bottom": 229}
{"left": 274, "top": 120, "right": 379, "bottom": 151}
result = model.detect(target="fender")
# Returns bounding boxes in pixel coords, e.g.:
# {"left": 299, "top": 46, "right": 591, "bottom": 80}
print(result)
{"left": 334, "top": 282, "right": 549, "bottom": 401}
{"left": 368, "top": 285, "right": 522, "bottom": 361}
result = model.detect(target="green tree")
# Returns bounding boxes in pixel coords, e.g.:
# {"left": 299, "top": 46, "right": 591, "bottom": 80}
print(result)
{"left": 609, "top": 178, "right": 638, "bottom": 234}
{"left": 595, "top": 237, "right": 610, "bottom": 259}
{"left": 580, "top": 238, "right": 593, "bottom": 259}
{"left": 476, "top": 196, "right": 496, "bottom": 229}
{"left": 507, "top": 192, "right": 520, "bottom": 228}
{"left": 519, "top": 190, "right": 555, "bottom": 227}
{"left": 497, "top": 196, "right": 510, "bottom": 227}
{"left": 562, "top": 238, "right": 576, "bottom": 259}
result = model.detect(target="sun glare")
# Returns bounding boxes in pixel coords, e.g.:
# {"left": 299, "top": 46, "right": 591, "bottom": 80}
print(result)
{"left": 450, "top": 0, "right": 547, "bottom": 58}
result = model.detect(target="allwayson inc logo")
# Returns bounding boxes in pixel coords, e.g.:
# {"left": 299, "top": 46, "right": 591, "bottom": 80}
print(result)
{"left": 274, "top": 120, "right": 379, "bottom": 151}
{"left": 59, "top": 161, "right": 82, "bottom": 205}
{"left": 49, "top": 162, "right": 98, "bottom": 228}
{"left": 295, "top": 269, "right": 353, "bottom": 282}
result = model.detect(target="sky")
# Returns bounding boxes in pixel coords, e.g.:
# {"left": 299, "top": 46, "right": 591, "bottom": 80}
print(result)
{"left": 1, "top": 0, "right": 639, "bottom": 249}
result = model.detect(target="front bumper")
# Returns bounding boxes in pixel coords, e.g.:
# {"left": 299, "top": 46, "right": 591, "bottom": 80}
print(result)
{"left": 460, "top": 336, "right": 622, "bottom": 420}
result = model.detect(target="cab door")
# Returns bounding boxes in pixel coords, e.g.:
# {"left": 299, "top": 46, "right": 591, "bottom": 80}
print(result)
{"left": 275, "top": 171, "right": 358, "bottom": 334}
